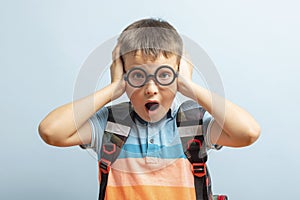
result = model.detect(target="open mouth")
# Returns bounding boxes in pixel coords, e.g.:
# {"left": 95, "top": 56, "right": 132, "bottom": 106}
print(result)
{"left": 145, "top": 102, "right": 159, "bottom": 111}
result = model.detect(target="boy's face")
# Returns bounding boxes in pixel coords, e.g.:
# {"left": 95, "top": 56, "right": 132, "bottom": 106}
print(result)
{"left": 123, "top": 51, "right": 178, "bottom": 122}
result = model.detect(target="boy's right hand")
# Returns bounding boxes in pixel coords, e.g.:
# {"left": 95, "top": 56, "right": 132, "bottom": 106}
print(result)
{"left": 110, "top": 45, "right": 126, "bottom": 100}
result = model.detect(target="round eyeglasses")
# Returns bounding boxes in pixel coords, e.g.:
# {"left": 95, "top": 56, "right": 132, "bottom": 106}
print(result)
{"left": 124, "top": 65, "right": 178, "bottom": 88}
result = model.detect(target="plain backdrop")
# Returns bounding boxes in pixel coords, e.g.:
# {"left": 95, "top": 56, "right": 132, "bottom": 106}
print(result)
{"left": 1, "top": 0, "right": 299, "bottom": 199}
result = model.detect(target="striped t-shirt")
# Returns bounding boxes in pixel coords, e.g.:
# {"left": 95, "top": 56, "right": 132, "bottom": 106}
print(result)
{"left": 85, "top": 101, "right": 215, "bottom": 200}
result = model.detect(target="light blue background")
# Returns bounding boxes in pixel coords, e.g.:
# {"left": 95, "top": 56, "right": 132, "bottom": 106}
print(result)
{"left": 1, "top": 0, "right": 299, "bottom": 199}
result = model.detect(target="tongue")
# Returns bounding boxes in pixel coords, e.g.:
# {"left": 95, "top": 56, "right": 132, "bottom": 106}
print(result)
{"left": 145, "top": 103, "right": 159, "bottom": 111}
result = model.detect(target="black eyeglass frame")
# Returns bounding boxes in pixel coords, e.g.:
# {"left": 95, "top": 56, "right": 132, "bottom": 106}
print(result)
{"left": 124, "top": 65, "right": 178, "bottom": 88}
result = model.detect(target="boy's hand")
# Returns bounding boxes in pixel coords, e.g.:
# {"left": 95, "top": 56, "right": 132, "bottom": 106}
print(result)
{"left": 110, "top": 45, "right": 125, "bottom": 100}
{"left": 177, "top": 54, "right": 194, "bottom": 98}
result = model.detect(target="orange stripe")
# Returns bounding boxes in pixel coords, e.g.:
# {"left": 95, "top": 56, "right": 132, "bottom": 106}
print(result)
{"left": 105, "top": 185, "right": 196, "bottom": 200}
{"left": 111, "top": 157, "right": 187, "bottom": 173}
{"left": 107, "top": 158, "right": 194, "bottom": 187}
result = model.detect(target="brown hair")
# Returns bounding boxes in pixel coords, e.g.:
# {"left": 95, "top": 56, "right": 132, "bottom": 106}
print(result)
{"left": 118, "top": 18, "right": 183, "bottom": 65}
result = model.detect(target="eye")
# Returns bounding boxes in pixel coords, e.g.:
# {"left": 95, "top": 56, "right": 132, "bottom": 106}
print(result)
{"left": 158, "top": 72, "right": 171, "bottom": 79}
{"left": 157, "top": 67, "right": 173, "bottom": 79}
{"left": 131, "top": 71, "right": 145, "bottom": 79}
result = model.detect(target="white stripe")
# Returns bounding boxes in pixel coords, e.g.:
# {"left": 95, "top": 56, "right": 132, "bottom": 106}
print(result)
{"left": 177, "top": 125, "right": 203, "bottom": 137}
{"left": 88, "top": 118, "right": 96, "bottom": 147}
{"left": 206, "top": 118, "right": 222, "bottom": 150}
{"left": 205, "top": 118, "right": 214, "bottom": 149}
{"left": 105, "top": 121, "right": 131, "bottom": 137}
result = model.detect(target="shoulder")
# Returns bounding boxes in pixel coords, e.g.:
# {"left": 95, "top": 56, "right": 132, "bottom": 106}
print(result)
{"left": 176, "top": 100, "right": 206, "bottom": 121}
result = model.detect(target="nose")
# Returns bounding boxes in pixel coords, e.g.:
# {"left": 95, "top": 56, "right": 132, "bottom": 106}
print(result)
{"left": 144, "top": 80, "right": 158, "bottom": 96}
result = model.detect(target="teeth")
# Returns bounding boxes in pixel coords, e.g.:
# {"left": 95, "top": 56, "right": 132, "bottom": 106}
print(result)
{"left": 145, "top": 103, "right": 159, "bottom": 111}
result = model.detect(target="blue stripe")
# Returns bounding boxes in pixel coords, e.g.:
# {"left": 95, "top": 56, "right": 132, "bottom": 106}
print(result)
{"left": 118, "top": 143, "right": 186, "bottom": 159}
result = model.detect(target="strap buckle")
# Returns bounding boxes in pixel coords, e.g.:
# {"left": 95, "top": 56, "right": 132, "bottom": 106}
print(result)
{"left": 192, "top": 163, "right": 206, "bottom": 177}
{"left": 99, "top": 158, "right": 111, "bottom": 174}
{"left": 214, "top": 195, "right": 228, "bottom": 200}
{"left": 187, "top": 139, "right": 202, "bottom": 150}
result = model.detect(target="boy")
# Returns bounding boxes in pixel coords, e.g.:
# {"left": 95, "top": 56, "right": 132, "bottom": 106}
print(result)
{"left": 39, "top": 18, "right": 260, "bottom": 200}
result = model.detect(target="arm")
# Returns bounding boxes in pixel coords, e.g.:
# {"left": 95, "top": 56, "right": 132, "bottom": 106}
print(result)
{"left": 177, "top": 56, "right": 260, "bottom": 147}
{"left": 38, "top": 46, "right": 125, "bottom": 147}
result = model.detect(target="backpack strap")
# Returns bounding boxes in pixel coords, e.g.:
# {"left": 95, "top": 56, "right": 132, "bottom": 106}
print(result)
{"left": 176, "top": 100, "right": 213, "bottom": 200}
{"left": 98, "top": 102, "right": 133, "bottom": 200}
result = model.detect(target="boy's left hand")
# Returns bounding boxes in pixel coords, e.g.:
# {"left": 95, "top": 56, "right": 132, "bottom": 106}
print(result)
{"left": 177, "top": 54, "right": 194, "bottom": 98}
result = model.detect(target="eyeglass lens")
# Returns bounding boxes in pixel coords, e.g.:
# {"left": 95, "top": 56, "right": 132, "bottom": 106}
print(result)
{"left": 125, "top": 66, "right": 177, "bottom": 87}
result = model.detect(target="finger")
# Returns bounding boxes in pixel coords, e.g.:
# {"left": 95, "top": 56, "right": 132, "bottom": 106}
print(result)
{"left": 179, "top": 58, "right": 193, "bottom": 80}
{"left": 112, "top": 44, "right": 121, "bottom": 61}
{"left": 110, "top": 44, "right": 125, "bottom": 83}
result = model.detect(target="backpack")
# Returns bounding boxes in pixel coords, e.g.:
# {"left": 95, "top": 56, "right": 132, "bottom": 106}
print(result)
{"left": 97, "top": 100, "right": 228, "bottom": 200}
